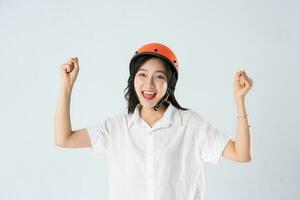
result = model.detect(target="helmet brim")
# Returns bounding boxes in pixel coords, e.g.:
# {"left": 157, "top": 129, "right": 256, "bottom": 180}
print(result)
{"left": 129, "top": 52, "right": 178, "bottom": 80}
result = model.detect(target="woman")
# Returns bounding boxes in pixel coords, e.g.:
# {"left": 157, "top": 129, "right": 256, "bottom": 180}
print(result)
{"left": 54, "top": 42, "right": 253, "bottom": 200}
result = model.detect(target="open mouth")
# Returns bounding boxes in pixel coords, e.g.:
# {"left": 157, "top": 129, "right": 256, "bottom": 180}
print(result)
{"left": 142, "top": 91, "right": 157, "bottom": 100}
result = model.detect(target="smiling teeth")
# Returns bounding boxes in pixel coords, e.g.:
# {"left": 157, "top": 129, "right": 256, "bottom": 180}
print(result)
{"left": 144, "top": 91, "right": 156, "bottom": 94}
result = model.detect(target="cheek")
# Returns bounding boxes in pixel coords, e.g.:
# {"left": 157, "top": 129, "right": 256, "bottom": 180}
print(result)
{"left": 155, "top": 80, "right": 168, "bottom": 91}
{"left": 133, "top": 77, "right": 141, "bottom": 91}
{"left": 134, "top": 75, "right": 146, "bottom": 86}
{"left": 157, "top": 79, "right": 167, "bottom": 86}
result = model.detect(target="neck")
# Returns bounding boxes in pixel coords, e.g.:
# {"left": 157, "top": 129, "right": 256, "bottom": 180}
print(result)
{"left": 139, "top": 103, "right": 168, "bottom": 120}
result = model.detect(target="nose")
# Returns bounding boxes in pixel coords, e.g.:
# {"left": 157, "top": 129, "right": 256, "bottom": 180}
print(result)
{"left": 144, "top": 76, "right": 155, "bottom": 87}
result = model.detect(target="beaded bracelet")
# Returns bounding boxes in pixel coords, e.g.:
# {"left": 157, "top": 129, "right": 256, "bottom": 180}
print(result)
{"left": 237, "top": 114, "right": 251, "bottom": 127}
{"left": 237, "top": 114, "right": 248, "bottom": 118}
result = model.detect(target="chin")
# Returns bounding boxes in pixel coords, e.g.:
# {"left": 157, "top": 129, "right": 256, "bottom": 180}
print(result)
{"left": 140, "top": 101, "right": 157, "bottom": 108}
{"left": 139, "top": 98, "right": 160, "bottom": 108}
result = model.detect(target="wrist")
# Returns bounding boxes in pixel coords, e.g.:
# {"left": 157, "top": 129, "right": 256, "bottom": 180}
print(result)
{"left": 61, "top": 84, "right": 73, "bottom": 93}
{"left": 235, "top": 97, "right": 245, "bottom": 109}
{"left": 235, "top": 99, "right": 246, "bottom": 116}
{"left": 235, "top": 96, "right": 245, "bottom": 104}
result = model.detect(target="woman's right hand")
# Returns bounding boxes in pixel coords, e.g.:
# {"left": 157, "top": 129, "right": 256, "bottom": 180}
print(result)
{"left": 60, "top": 57, "right": 80, "bottom": 88}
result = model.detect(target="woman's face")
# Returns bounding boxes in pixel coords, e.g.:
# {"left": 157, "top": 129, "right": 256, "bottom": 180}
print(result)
{"left": 134, "top": 58, "right": 168, "bottom": 108}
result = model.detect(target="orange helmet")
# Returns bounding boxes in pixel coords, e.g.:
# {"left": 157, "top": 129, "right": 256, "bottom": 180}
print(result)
{"left": 129, "top": 42, "right": 179, "bottom": 80}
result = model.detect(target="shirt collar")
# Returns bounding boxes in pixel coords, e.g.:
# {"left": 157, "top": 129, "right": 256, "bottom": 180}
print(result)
{"left": 127, "top": 102, "right": 182, "bottom": 129}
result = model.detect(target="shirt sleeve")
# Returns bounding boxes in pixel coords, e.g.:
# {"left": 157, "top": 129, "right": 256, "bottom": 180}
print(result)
{"left": 199, "top": 120, "right": 231, "bottom": 165}
{"left": 86, "top": 118, "right": 111, "bottom": 156}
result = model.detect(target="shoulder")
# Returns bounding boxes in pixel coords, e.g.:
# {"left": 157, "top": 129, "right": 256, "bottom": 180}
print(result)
{"left": 179, "top": 108, "right": 207, "bottom": 126}
{"left": 179, "top": 109, "right": 204, "bottom": 121}
{"left": 104, "top": 113, "right": 128, "bottom": 124}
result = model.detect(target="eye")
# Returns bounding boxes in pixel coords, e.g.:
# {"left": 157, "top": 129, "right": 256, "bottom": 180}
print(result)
{"left": 138, "top": 73, "right": 146, "bottom": 77}
{"left": 157, "top": 75, "right": 165, "bottom": 79}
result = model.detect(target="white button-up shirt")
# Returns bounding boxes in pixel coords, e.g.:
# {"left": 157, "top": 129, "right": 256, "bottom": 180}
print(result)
{"left": 87, "top": 103, "right": 230, "bottom": 200}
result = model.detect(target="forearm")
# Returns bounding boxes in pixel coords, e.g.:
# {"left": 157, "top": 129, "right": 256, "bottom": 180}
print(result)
{"left": 54, "top": 85, "right": 73, "bottom": 146}
{"left": 235, "top": 98, "right": 252, "bottom": 161}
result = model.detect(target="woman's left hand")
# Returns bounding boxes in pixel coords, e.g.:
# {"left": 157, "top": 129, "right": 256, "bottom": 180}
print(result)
{"left": 234, "top": 70, "right": 253, "bottom": 100}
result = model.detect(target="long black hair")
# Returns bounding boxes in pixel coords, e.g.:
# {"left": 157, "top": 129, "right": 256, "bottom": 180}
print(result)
{"left": 124, "top": 54, "right": 189, "bottom": 114}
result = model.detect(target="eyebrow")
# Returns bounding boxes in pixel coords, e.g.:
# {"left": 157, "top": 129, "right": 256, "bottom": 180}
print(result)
{"left": 138, "top": 68, "right": 166, "bottom": 75}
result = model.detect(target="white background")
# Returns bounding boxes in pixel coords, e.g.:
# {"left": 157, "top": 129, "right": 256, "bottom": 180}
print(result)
{"left": 0, "top": 0, "right": 299, "bottom": 199}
